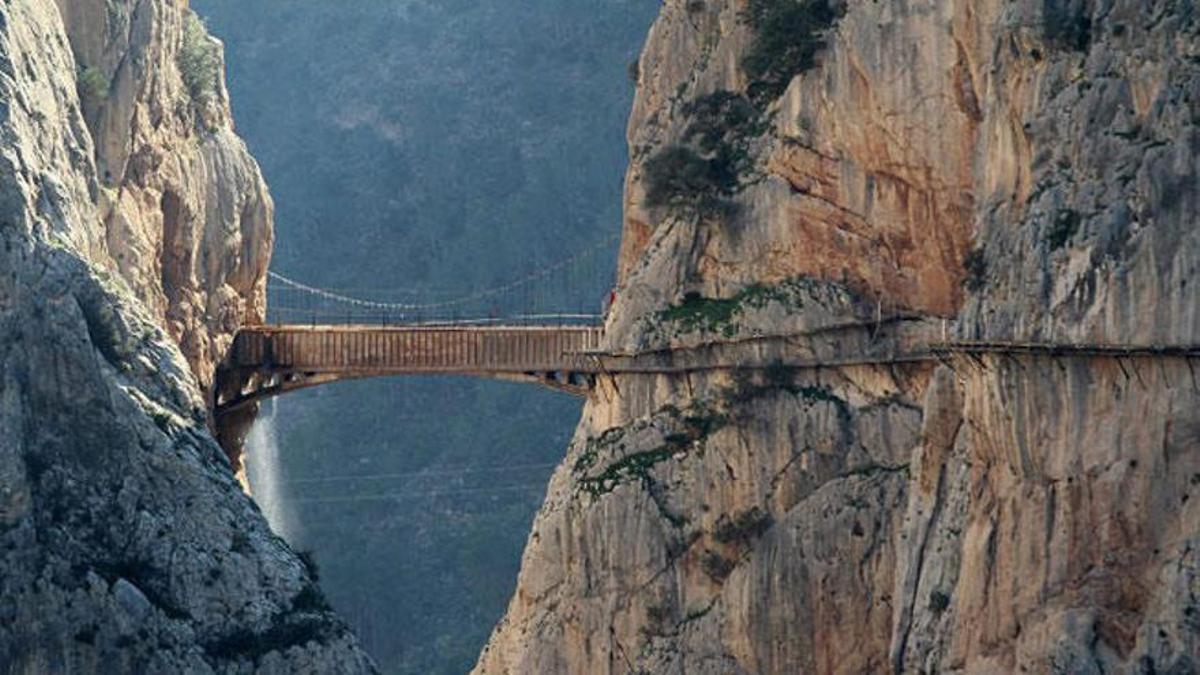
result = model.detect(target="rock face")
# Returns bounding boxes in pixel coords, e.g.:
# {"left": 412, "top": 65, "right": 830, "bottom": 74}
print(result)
{"left": 55, "top": 0, "right": 272, "bottom": 393}
{"left": 477, "top": 0, "right": 1200, "bottom": 673}
{"left": 0, "top": 0, "right": 372, "bottom": 671}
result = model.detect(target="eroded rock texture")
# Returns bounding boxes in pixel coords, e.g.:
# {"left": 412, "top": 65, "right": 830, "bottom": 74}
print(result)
{"left": 55, "top": 0, "right": 272, "bottom": 393}
{"left": 477, "top": 0, "right": 1200, "bottom": 672}
{"left": 0, "top": 0, "right": 372, "bottom": 671}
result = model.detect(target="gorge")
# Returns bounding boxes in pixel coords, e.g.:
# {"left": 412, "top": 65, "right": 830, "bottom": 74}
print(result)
{"left": 476, "top": 0, "right": 1200, "bottom": 672}
{"left": 2, "top": 0, "right": 1198, "bottom": 674}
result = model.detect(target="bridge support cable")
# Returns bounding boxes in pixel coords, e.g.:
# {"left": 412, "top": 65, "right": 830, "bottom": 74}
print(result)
{"left": 264, "top": 232, "right": 619, "bottom": 327}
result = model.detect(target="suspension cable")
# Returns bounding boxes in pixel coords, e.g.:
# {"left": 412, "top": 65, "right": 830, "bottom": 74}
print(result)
{"left": 267, "top": 232, "right": 619, "bottom": 311}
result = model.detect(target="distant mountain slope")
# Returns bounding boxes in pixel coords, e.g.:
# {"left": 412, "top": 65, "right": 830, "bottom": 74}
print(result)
{"left": 190, "top": 1, "right": 658, "bottom": 673}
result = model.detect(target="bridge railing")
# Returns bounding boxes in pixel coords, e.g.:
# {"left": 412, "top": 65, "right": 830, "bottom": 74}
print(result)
{"left": 229, "top": 325, "right": 607, "bottom": 375}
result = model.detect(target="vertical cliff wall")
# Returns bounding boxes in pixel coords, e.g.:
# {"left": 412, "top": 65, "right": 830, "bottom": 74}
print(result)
{"left": 0, "top": 0, "right": 372, "bottom": 670}
{"left": 54, "top": 0, "right": 272, "bottom": 392}
{"left": 477, "top": 0, "right": 1199, "bottom": 672}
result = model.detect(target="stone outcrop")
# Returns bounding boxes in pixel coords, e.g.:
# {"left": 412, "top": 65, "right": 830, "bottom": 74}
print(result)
{"left": 55, "top": 0, "right": 272, "bottom": 393}
{"left": 0, "top": 0, "right": 372, "bottom": 671}
{"left": 477, "top": 0, "right": 1199, "bottom": 672}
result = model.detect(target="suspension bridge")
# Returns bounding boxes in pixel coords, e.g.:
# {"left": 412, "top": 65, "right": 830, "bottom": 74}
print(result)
{"left": 213, "top": 233, "right": 1200, "bottom": 422}
{"left": 213, "top": 315, "right": 1200, "bottom": 419}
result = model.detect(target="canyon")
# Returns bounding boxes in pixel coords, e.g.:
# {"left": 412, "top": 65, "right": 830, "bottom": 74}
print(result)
{"left": 476, "top": 0, "right": 1200, "bottom": 672}
{"left": 1, "top": 0, "right": 1197, "bottom": 673}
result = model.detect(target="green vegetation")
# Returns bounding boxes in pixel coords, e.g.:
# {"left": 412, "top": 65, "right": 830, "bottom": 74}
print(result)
{"left": 679, "top": 401, "right": 729, "bottom": 440}
{"left": 712, "top": 506, "right": 772, "bottom": 545}
{"left": 660, "top": 291, "right": 745, "bottom": 336}
{"left": 575, "top": 402, "right": 729, "bottom": 498}
{"left": 643, "top": 144, "right": 739, "bottom": 215}
{"left": 681, "top": 91, "right": 764, "bottom": 152}
{"left": 652, "top": 277, "right": 813, "bottom": 338}
{"left": 742, "top": 0, "right": 846, "bottom": 105}
{"left": 962, "top": 247, "right": 988, "bottom": 292}
{"left": 1046, "top": 208, "right": 1080, "bottom": 250}
{"left": 578, "top": 446, "right": 677, "bottom": 497}
{"left": 643, "top": 90, "right": 766, "bottom": 217}
{"left": 204, "top": 615, "right": 332, "bottom": 661}
{"left": 763, "top": 360, "right": 796, "bottom": 390}
{"left": 1042, "top": 0, "right": 1092, "bottom": 52}
{"left": 76, "top": 66, "right": 109, "bottom": 103}
{"left": 679, "top": 603, "right": 714, "bottom": 625}
{"left": 929, "top": 590, "right": 951, "bottom": 613}
{"left": 720, "top": 366, "right": 852, "bottom": 425}
{"left": 571, "top": 426, "right": 627, "bottom": 475}
{"left": 179, "top": 12, "right": 220, "bottom": 103}
{"left": 700, "top": 550, "right": 736, "bottom": 581}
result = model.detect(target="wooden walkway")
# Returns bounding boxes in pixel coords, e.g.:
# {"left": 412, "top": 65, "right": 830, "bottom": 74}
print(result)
{"left": 215, "top": 325, "right": 607, "bottom": 414}
{"left": 213, "top": 324, "right": 1200, "bottom": 417}
{"left": 226, "top": 324, "right": 605, "bottom": 376}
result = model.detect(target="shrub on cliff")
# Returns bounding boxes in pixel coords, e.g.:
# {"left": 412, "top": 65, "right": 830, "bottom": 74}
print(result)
{"left": 179, "top": 12, "right": 220, "bottom": 103}
{"left": 642, "top": 91, "right": 765, "bottom": 217}
{"left": 1046, "top": 208, "right": 1081, "bottom": 250}
{"left": 682, "top": 91, "right": 763, "bottom": 159}
{"left": 963, "top": 247, "right": 988, "bottom": 292}
{"left": 713, "top": 507, "right": 773, "bottom": 545}
{"left": 742, "top": 0, "right": 846, "bottom": 105}
{"left": 76, "top": 66, "right": 109, "bottom": 103}
{"left": 643, "top": 144, "right": 739, "bottom": 215}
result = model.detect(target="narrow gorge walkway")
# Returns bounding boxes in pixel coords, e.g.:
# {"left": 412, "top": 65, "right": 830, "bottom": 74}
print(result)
{"left": 213, "top": 322, "right": 1200, "bottom": 417}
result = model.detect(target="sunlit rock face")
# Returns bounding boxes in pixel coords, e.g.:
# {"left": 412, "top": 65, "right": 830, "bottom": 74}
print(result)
{"left": 55, "top": 0, "right": 272, "bottom": 393}
{"left": 0, "top": 0, "right": 372, "bottom": 670}
{"left": 477, "top": 1, "right": 1200, "bottom": 673}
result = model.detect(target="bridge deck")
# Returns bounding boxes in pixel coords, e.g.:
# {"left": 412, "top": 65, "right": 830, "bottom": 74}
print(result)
{"left": 228, "top": 324, "right": 606, "bottom": 376}
{"left": 216, "top": 324, "right": 1200, "bottom": 417}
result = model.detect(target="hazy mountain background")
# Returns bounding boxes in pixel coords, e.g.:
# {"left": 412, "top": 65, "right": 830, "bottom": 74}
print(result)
{"left": 190, "top": 1, "right": 657, "bottom": 672}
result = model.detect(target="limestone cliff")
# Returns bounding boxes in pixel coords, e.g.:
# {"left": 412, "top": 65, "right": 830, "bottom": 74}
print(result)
{"left": 0, "top": 0, "right": 372, "bottom": 671}
{"left": 477, "top": 0, "right": 1200, "bottom": 672}
{"left": 54, "top": 0, "right": 272, "bottom": 393}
